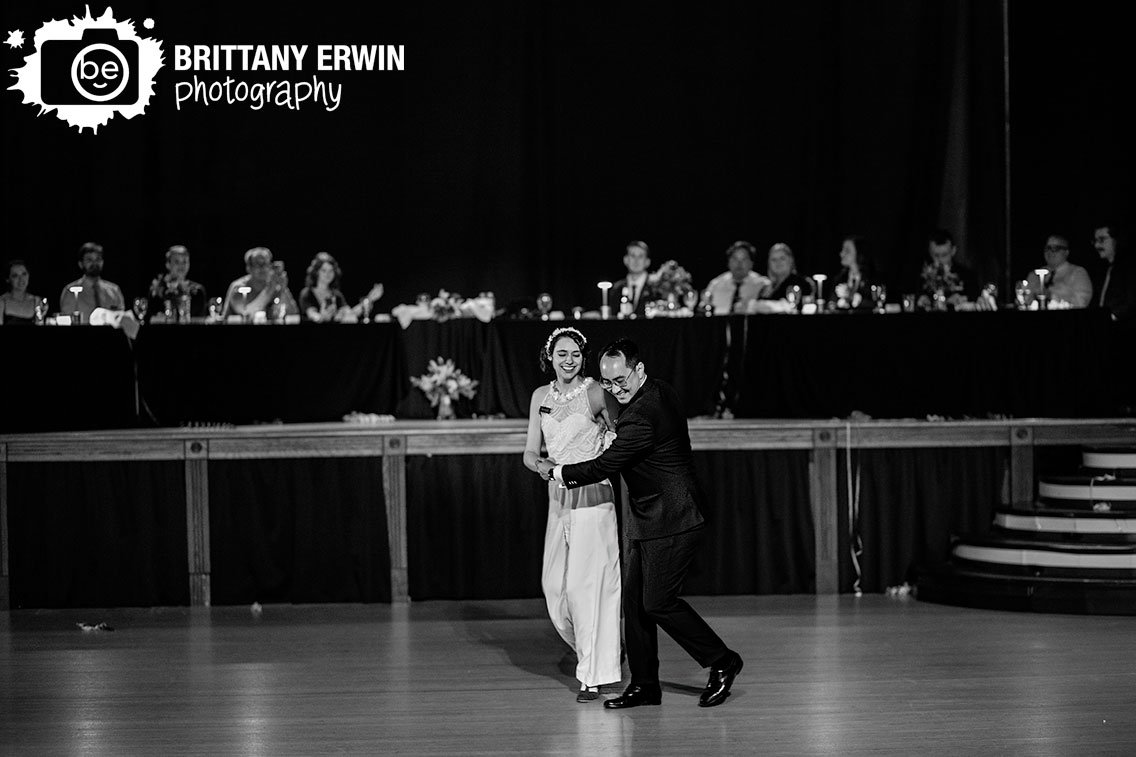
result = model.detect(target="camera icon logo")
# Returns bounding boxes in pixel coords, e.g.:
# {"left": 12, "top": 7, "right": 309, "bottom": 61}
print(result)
{"left": 41, "top": 29, "right": 138, "bottom": 105}
{"left": 9, "top": 7, "right": 163, "bottom": 133}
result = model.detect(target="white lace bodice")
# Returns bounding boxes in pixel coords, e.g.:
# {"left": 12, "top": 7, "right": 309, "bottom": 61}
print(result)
{"left": 540, "top": 378, "right": 607, "bottom": 465}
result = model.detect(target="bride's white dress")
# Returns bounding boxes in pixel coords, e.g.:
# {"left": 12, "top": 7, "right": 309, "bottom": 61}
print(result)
{"left": 539, "top": 378, "right": 622, "bottom": 687}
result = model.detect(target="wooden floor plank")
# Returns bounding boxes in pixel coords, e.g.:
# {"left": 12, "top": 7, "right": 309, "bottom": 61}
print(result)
{"left": 2, "top": 596, "right": 1135, "bottom": 755}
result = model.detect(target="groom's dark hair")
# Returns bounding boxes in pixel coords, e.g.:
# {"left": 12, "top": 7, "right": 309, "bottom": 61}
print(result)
{"left": 601, "top": 337, "right": 640, "bottom": 368}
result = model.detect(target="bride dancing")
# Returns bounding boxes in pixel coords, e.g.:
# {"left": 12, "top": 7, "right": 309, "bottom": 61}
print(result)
{"left": 523, "top": 326, "right": 623, "bottom": 702}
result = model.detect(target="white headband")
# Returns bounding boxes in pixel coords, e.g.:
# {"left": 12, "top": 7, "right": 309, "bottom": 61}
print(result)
{"left": 544, "top": 327, "right": 587, "bottom": 358}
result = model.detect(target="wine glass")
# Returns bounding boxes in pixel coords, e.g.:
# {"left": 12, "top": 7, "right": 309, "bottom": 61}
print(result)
{"left": 536, "top": 292, "right": 552, "bottom": 320}
{"left": 785, "top": 285, "right": 801, "bottom": 311}
{"left": 132, "top": 296, "right": 148, "bottom": 324}
{"left": 871, "top": 284, "right": 887, "bottom": 313}
{"left": 1014, "top": 280, "right": 1030, "bottom": 310}
{"left": 361, "top": 297, "right": 373, "bottom": 324}
{"left": 683, "top": 289, "right": 698, "bottom": 312}
{"left": 208, "top": 296, "right": 224, "bottom": 322}
{"left": 35, "top": 297, "right": 49, "bottom": 325}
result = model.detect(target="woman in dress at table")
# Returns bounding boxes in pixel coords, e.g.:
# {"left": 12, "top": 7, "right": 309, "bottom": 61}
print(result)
{"left": 831, "top": 235, "right": 876, "bottom": 310}
{"left": 758, "top": 242, "right": 814, "bottom": 302}
{"left": 523, "top": 326, "right": 622, "bottom": 703}
{"left": 0, "top": 260, "right": 41, "bottom": 325}
{"left": 298, "top": 251, "right": 384, "bottom": 322}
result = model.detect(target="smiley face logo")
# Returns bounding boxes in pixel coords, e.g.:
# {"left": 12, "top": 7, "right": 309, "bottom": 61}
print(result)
{"left": 70, "top": 42, "right": 131, "bottom": 102}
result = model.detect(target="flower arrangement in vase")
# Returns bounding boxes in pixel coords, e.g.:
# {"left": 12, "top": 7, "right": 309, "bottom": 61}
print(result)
{"left": 411, "top": 357, "right": 479, "bottom": 419}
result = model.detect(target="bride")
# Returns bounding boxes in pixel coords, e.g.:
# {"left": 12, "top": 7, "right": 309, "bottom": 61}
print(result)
{"left": 523, "top": 326, "right": 622, "bottom": 702}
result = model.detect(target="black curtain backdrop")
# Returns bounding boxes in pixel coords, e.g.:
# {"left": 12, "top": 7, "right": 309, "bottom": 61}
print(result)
{"left": 5, "top": 0, "right": 1073, "bottom": 320}
{"left": 208, "top": 458, "right": 391, "bottom": 604}
{"left": 7, "top": 461, "right": 189, "bottom": 608}
{"left": 406, "top": 451, "right": 813, "bottom": 600}
{"left": 836, "top": 447, "right": 1005, "bottom": 594}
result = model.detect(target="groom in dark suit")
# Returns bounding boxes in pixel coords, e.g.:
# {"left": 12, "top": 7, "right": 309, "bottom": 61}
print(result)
{"left": 536, "top": 337, "right": 743, "bottom": 709}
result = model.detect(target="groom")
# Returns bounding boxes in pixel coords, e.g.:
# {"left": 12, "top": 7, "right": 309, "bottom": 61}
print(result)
{"left": 537, "top": 337, "right": 743, "bottom": 709}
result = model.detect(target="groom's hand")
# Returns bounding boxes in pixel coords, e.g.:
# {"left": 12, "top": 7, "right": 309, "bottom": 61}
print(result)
{"left": 535, "top": 458, "right": 556, "bottom": 479}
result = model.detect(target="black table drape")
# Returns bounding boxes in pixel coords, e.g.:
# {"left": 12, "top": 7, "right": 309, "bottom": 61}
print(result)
{"left": 0, "top": 326, "right": 137, "bottom": 433}
{"left": 732, "top": 309, "right": 1120, "bottom": 419}
{"left": 134, "top": 322, "right": 405, "bottom": 425}
{"left": 3, "top": 310, "right": 1129, "bottom": 433}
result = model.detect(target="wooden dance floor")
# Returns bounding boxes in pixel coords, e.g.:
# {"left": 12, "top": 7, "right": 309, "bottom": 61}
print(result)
{"left": 2, "top": 596, "right": 1134, "bottom": 755}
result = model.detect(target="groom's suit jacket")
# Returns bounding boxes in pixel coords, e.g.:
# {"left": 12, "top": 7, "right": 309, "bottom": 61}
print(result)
{"left": 561, "top": 377, "right": 704, "bottom": 541}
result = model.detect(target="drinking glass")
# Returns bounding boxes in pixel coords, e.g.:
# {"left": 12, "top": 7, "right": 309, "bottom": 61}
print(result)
{"left": 1014, "top": 280, "right": 1030, "bottom": 310}
{"left": 35, "top": 297, "right": 49, "bottom": 325}
{"left": 871, "top": 284, "right": 887, "bottom": 313}
{"left": 537, "top": 293, "right": 552, "bottom": 320}
{"left": 361, "top": 297, "right": 373, "bottom": 324}
{"left": 132, "top": 296, "right": 148, "bottom": 323}
{"left": 208, "top": 297, "right": 224, "bottom": 321}
{"left": 683, "top": 289, "right": 698, "bottom": 311}
{"left": 785, "top": 285, "right": 801, "bottom": 311}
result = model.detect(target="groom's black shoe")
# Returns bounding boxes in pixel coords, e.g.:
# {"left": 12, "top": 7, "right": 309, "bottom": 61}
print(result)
{"left": 603, "top": 683, "right": 662, "bottom": 709}
{"left": 699, "top": 651, "right": 743, "bottom": 707}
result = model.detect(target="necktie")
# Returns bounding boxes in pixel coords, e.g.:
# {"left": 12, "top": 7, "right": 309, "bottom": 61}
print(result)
{"left": 1099, "top": 265, "right": 1113, "bottom": 307}
{"left": 630, "top": 283, "right": 639, "bottom": 307}
{"left": 730, "top": 282, "right": 742, "bottom": 313}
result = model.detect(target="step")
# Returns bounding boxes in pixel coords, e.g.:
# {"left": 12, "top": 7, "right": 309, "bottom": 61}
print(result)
{"left": 1037, "top": 476, "right": 1136, "bottom": 509}
{"left": 1082, "top": 446, "right": 1136, "bottom": 474}
{"left": 917, "top": 562, "right": 1136, "bottom": 615}
{"left": 992, "top": 508, "right": 1136, "bottom": 542}
{"left": 949, "top": 536, "right": 1136, "bottom": 573}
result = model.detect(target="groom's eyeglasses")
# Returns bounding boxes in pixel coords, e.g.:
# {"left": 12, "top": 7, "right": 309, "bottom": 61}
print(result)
{"left": 600, "top": 371, "right": 635, "bottom": 390}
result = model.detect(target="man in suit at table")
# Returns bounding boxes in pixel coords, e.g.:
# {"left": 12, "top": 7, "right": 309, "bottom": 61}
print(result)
{"left": 536, "top": 337, "right": 743, "bottom": 709}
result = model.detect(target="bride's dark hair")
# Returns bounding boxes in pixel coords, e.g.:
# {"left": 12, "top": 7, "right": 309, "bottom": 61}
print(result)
{"left": 539, "top": 327, "right": 588, "bottom": 375}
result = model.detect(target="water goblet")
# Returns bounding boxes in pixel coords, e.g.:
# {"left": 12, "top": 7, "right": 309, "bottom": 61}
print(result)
{"left": 537, "top": 292, "right": 553, "bottom": 320}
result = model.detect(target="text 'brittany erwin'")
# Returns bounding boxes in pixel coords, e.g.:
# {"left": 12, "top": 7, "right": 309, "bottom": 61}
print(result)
{"left": 173, "top": 45, "right": 405, "bottom": 72}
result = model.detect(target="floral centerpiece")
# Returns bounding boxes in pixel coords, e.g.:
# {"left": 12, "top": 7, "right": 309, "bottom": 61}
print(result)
{"left": 645, "top": 259, "right": 695, "bottom": 315}
{"left": 411, "top": 357, "right": 479, "bottom": 419}
{"left": 919, "top": 263, "right": 966, "bottom": 309}
{"left": 429, "top": 289, "right": 464, "bottom": 321}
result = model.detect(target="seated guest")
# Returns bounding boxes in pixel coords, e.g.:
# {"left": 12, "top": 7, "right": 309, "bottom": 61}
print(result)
{"left": 831, "top": 235, "right": 876, "bottom": 310}
{"left": 704, "top": 240, "right": 770, "bottom": 315}
{"left": 612, "top": 240, "right": 655, "bottom": 317}
{"left": 59, "top": 242, "right": 125, "bottom": 321}
{"left": 1025, "top": 233, "right": 1092, "bottom": 308}
{"left": 222, "top": 246, "right": 300, "bottom": 318}
{"left": 918, "top": 228, "right": 977, "bottom": 310}
{"left": 1093, "top": 222, "right": 1135, "bottom": 325}
{"left": 758, "top": 242, "right": 814, "bottom": 301}
{"left": 299, "top": 251, "right": 384, "bottom": 322}
{"left": 148, "top": 244, "right": 207, "bottom": 318}
{"left": 1, "top": 260, "right": 40, "bottom": 325}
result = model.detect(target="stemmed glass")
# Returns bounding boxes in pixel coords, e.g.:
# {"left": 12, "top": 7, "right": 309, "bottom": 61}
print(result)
{"left": 871, "top": 284, "right": 887, "bottom": 313}
{"left": 683, "top": 289, "right": 698, "bottom": 312}
{"left": 132, "top": 296, "right": 148, "bottom": 324}
{"left": 361, "top": 297, "right": 373, "bottom": 324}
{"left": 537, "top": 293, "right": 553, "bottom": 320}
{"left": 34, "top": 297, "right": 49, "bottom": 325}
{"left": 785, "top": 285, "right": 801, "bottom": 312}
{"left": 208, "top": 297, "right": 224, "bottom": 322}
{"left": 1014, "top": 280, "right": 1031, "bottom": 310}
